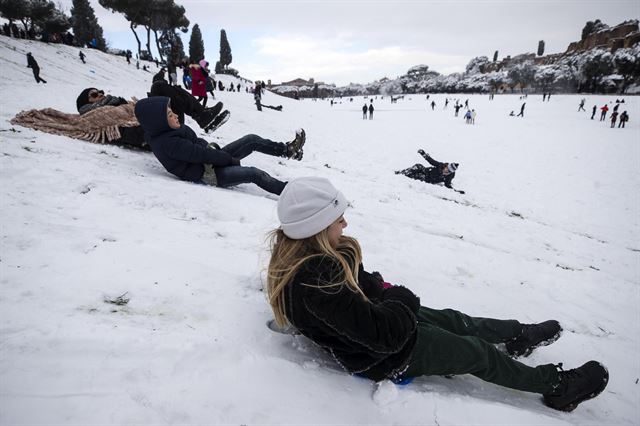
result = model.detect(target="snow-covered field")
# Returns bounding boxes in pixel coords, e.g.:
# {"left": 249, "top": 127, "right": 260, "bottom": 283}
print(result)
{"left": 1, "top": 35, "right": 639, "bottom": 425}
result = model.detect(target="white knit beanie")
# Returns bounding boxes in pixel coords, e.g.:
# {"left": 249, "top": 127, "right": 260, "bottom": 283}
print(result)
{"left": 277, "top": 177, "right": 347, "bottom": 239}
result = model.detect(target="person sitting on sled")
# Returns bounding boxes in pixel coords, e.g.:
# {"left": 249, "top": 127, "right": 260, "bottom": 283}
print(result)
{"left": 266, "top": 177, "right": 608, "bottom": 412}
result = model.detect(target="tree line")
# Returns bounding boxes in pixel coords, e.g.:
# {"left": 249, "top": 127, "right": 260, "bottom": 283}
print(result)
{"left": 1, "top": 0, "right": 235, "bottom": 73}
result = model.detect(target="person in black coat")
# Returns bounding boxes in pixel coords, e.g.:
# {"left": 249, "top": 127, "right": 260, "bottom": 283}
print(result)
{"left": 26, "top": 53, "right": 46, "bottom": 83}
{"left": 267, "top": 177, "right": 608, "bottom": 412}
{"left": 134, "top": 96, "right": 306, "bottom": 195}
{"left": 368, "top": 103, "right": 374, "bottom": 120}
{"left": 74, "top": 87, "right": 148, "bottom": 150}
{"left": 395, "top": 149, "right": 461, "bottom": 192}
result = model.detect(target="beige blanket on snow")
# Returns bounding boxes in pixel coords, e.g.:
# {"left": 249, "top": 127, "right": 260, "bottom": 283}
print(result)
{"left": 10, "top": 100, "right": 139, "bottom": 144}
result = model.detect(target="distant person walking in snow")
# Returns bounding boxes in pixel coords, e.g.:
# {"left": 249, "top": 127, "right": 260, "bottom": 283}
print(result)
{"left": 368, "top": 103, "right": 374, "bottom": 120}
{"left": 267, "top": 177, "right": 608, "bottom": 412}
{"left": 167, "top": 62, "right": 177, "bottom": 86}
{"left": 182, "top": 63, "right": 191, "bottom": 90}
{"left": 599, "top": 105, "right": 609, "bottom": 121}
{"left": 464, "top": 110, "right": 472, "bottom": 124}
{"left": 430, "top": 101, "right": 436, "bottom": 110}
{"left": 362, "top": 103, "right": 368, "bottom": 119}
{"left": 618, "top": 111, "right": 629, "bottom": 128}
{"left": 395, "top": 149, "right": 462, "bottom": 193}
{"left": 454, "top": 104, "right": 462, "bottom": 117}
{"left": 26, "top": 53, "right": 46, "bottom": 84}
{"left": 517, "top": 103, "right": 526, "bottom": 117}
{"left": 471, "top": 109, "right": 476, "bottom": 124}
{"left": 134, "top": 97, "right": 306, "bottom": 195}
{"left": 578, "top": 99, "right": 585, "bottom": 112}
{"left": 591, "top": 105, "right": 597, "bottom": 120}
{"left": 254, "top": 84, "right": 263, "bottom": 111}
{"left": 79, "top": 51, "right": 86, "bottom": 64}
{"left": 610, "top": 111, "right": 619, "bottom": 128}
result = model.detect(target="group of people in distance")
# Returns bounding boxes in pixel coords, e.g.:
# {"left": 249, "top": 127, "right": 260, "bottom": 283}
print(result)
{"left": 15, "top": 60, "right": 609, "bottom": 410}
{"left": 593, "top": 100, "right": 630, "bottom": 128}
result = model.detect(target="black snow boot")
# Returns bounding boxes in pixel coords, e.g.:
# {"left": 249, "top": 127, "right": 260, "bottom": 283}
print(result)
{"left": 195, "top": 102, "right": 223, "bottom": 129}
{"left": 506, "top": 320, "right": 562, "bottom": 358}
{"left": 203, "top": 110, "right": 230, "bottom": 133}
{"left": 543, "top": 361, "right": 608, "bottom": 412}
{"left": 285, "top": 128, "right": 306, "bottom": 160}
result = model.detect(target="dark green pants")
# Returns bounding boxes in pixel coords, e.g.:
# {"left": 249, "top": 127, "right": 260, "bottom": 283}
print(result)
{"left": 402, "top": 307, "right": 558, "bottom": 394}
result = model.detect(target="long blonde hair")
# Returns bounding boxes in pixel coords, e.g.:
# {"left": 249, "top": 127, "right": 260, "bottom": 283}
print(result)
{"left": 267, "top": 228, "right": 366, "bottom": 327}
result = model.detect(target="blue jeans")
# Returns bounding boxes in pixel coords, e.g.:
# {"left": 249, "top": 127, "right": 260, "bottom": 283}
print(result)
{"left": 215, "top": 134, "right": 288, "bottom": 195}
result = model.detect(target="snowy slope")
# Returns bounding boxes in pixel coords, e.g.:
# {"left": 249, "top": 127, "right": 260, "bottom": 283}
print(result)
{"left": 1, "top": 35, "right": 639, "bottom": 425}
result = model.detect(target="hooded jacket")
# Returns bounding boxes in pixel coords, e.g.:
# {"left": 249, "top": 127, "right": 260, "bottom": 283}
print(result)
{"left": 134, "top": 97, "right": 233, "bottom": 182}
{"left": 284, "top": 254, "right": 419, "bottom": 382}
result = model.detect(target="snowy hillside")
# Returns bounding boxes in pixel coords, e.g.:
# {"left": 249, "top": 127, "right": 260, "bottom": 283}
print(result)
{"left": 1, "top": 35, "right": 639, "bottom": 425}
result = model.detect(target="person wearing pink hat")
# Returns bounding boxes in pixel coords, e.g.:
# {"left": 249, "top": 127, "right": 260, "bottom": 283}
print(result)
{"left": 190, "top": 59, "right": 209, "bottom": 107}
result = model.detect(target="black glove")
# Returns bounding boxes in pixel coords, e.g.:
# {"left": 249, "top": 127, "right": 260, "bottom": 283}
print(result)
{"left": 417, "top": 149, "right": 426, "bottom": 155}
{"left": 382, "top": 285, "right": 420, "bottom": 314}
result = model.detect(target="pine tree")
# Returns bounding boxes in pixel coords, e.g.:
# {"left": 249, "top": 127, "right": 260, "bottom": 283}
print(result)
{"left": 219, "top": 29, "right": 232, "bottom": 69}
{"left": 71, "top": 0, "right": 106, "bottom": 50}
{"left": 189, "top": 23, "right": 204, "bottom": 62}
{"left": 537, "top": 40, "right": 545, "bottom": 56}
{"left": 493, "top": 50, "right": 498, "bottom": 62}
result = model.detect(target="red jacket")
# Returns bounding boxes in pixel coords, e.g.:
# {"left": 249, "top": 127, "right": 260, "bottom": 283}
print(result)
{"left": 190, "top": 65, "right": 207, "bottom": 97}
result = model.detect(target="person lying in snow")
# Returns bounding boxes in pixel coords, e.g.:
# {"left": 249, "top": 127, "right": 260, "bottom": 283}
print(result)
{"left": 11, "top": 90, "right": 145, "bottom": 150}
{"left": 74, "top": 87, "right": 149, "bottom": 150}
{"left": 77, "top": 83, "right": 227, "bottom": 134}
{"left": 395, "top": 149, "right": 462, "bottom": 193}
{"left": 134, "top": 96, "right": 305, "bottom": 195}
{"left": 267, "top": 176, "right": 609, "bottom": 412}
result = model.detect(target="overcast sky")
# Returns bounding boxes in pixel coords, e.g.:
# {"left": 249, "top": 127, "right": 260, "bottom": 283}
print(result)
{"left": 58, "top": 0, "right": 639, "bottom": 85}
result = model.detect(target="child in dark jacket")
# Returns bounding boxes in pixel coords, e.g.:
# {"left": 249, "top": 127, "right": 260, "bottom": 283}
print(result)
{"left": 267, "top": 177, "right": 608, "bottom": 412}
{"left": 395, "top": 149, "right": 461, "bottom": 192}
{"left": 134, "top": 97, "right": 305, "bottom": 195}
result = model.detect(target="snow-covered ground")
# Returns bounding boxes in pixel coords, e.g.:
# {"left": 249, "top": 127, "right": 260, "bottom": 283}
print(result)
{"left": 1, "top": 35, "right": 639, "bottom": 425}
